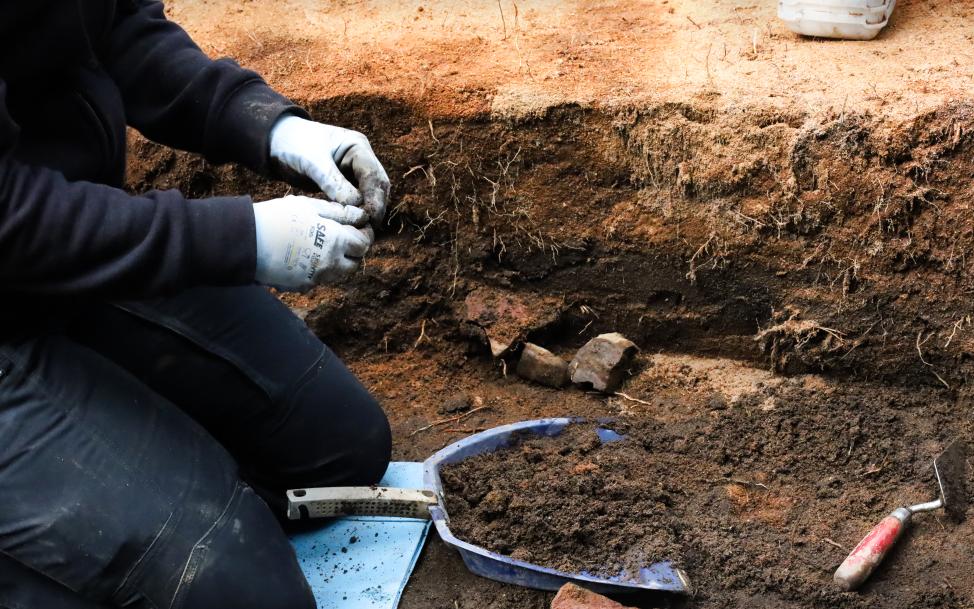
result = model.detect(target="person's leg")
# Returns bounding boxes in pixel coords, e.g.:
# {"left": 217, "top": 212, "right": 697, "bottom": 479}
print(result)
{"left": 0, "top": 553, "right": 106, "bottom": 609}
{"left": 68, "top": 286, "right": 391, "bottom": 505}
{"left": 0, "top": 334, "right": 315, "bottom": 609}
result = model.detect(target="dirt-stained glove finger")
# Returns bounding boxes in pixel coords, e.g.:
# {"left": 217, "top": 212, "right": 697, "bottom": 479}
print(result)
{"left": 337, "top": 256, "right": 361, "bottom": 276}
{"left": 317, "top": 256, "right": 361, "bottom": 284}
{"left": 340, "top": 224, "right": 373, "bottom": 259}
{"left": 340, "top": 144, "right": 390, "bottom": 225}
{"left": 305, "top": 151, "right": 363, "bottom": 207}
{"left": 358, "top": 225, "right": 376, "bottom": 246}
{"left": 358, "top": 168, "right": 390, "bottom": 226}
{"left": 311, "top": 199, "right": 369, "bottom": 227}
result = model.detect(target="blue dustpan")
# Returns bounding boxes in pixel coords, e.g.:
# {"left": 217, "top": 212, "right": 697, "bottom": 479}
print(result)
{"left": 422, "top": 418, "right": 691, "bottom": 595}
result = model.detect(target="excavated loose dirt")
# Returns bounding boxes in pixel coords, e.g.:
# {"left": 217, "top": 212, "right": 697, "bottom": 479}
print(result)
{"left": 441, "top": 423, "right": 688, "bottom": 576}
{"left": 122, "top": 3, "right": 974, "bottom": 608}
{"left": 440, "top": 387, "right": 974, "bottom": 609}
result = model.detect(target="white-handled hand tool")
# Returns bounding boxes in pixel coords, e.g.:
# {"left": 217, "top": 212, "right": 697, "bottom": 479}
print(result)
{"left": 287, "top": 487, "right": 438, "bottom": 520}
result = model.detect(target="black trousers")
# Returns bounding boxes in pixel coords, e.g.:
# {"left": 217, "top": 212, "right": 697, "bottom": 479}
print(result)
{"left": 0, "top": 286, "right": 391, "bottom": 609}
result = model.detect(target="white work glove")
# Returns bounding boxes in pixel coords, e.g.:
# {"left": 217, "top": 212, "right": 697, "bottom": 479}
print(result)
{"left": 269, "top": 115, "right": 390, "bottom": 230}
{"left": 253, "top": 195, "right": 372, "bottom": 292}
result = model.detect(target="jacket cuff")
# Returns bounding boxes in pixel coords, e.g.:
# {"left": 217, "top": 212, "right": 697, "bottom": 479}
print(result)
{"left": 208, "top": 79, "right": 309, "bottom": 173}
{"left": 186, "top": 195, "right": 258, "bottom": 285}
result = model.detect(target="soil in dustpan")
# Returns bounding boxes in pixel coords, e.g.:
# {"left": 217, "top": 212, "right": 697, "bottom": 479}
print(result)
{"left": 441, "top": 422, "right": 687, "bottom": 578}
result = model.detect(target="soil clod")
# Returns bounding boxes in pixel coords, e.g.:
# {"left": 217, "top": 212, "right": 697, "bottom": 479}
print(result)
{"left": 439, "top": 392, "right": 473, "bottom": 415}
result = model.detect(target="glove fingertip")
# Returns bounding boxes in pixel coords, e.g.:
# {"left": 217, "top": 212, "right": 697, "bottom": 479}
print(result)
{"left": 347, "top": 206, "right": 370, "bottom": 228}
{"left": 358, "top": 226, "right": 376, "bottom": 243}
{"left": 333, "top": 186, "right": 363, "bottom": 208}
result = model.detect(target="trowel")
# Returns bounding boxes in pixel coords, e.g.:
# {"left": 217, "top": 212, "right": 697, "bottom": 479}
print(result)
{"left": 833, "top": 439, "right": 968, "bottom": 591}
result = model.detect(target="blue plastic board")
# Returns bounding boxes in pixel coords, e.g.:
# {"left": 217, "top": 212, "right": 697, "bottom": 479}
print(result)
{"left": 290, "top": 462, "right": 431, "bottom": 609}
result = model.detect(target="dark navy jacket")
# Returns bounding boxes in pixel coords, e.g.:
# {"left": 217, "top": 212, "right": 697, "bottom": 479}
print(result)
{"left": 0, "top": 0, "right": 306, "bottom": 297}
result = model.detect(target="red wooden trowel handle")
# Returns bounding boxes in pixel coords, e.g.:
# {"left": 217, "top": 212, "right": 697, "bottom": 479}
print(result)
{"left": 833, "top": 507, "right": 911, "bottom": 591}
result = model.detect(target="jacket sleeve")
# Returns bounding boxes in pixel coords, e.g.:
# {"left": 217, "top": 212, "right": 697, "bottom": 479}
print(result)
{"left": 0, "top": 80, "right": 258, "bottom": 297}
{"left": 103, "top": 0, "right": 309, "bottom": 173}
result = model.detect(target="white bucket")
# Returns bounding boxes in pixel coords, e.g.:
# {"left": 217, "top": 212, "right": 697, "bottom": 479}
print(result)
{"left": 778, "top": 0, "right": 896, "bottom": 40}
{"left": 780, "top": 0, "right": 889, "bottom": 8}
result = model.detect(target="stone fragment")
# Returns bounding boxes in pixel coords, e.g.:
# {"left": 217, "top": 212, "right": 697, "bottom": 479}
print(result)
{"left": 488, "top": 338, "right": 510, "bottom": 358}
{"left": 516, "top": 343, "right": 570, "bottom": 388}
{"left": 438, "top": 392, "right": 472, "bottom": 415}
{"left": 462, "top": 286, "right": 565, "bottom": 357}
{"left": 568, "top": 333, "right": 638, "bottom": 392}
{"left": 550, "top": 583, "right": 636, "bottom": 609}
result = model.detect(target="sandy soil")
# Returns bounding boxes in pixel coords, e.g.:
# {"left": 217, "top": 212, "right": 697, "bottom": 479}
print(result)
{"left": 166, "top": 0, "right": 974, "bottom": 119}
{"left": 123, "top": 2, "right": 974, "bottom": 608}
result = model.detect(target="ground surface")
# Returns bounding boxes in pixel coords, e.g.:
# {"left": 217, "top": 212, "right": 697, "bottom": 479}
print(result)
{"left": 130, "top": 2, "right": 974, "bottom": 607}
{"left": 168, "top": 0, "right": 973, "bottom": 119}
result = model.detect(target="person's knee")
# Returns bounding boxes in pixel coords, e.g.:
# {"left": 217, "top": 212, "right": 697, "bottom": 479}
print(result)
{"left": 289, "top": 389, "right": 391, "bottom": 488}
{"left": 178, "top": 487, "right": 317, "bottom": 609}
{"left": 343, "top": 392, "right": 392, "bottom": 486}
{"left": 251, "top": 351, "right": 392, "bottom": 490}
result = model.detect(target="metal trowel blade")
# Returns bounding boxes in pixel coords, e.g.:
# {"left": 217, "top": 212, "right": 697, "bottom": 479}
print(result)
{"left": 933, "top": 439, "right": 969, "bottom": 523}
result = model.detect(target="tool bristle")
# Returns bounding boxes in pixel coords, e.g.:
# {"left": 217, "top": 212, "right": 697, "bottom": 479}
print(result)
{"left": 934, "top": 439, "right": 969, "bottom": 523}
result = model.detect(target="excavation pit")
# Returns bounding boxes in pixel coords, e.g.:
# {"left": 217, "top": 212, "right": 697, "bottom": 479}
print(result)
{"left": 131, "top": 2, "right": 974, "bottom": 607}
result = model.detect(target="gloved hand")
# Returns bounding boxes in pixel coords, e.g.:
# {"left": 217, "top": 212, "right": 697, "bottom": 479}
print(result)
{"left": 269, "top": 115, "right": 391, "bottom": 229}
{"left": 252, "top": 195, "right": 372, "bottom": 292}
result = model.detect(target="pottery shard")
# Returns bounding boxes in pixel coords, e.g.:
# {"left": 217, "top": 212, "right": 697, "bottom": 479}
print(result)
{"left": 516, "top": 343, "right": 570, "bottom": 388}
{"left": 568, "top": 333, "right": 638, "bottom": 392}
{"left": 550, "top": 584, "right": 636, "bottom": 609}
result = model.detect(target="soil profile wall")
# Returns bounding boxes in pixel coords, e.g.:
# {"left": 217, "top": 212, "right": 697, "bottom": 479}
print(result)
{"left": 127, "top": 96, "right": 974, "bottom": 391}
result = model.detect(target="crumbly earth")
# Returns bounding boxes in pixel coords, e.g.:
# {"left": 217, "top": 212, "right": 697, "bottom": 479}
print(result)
{"left": 124, "top": 2, "right": 974, "bottom": 608}
{"left": 440, "top": 423, "right": 689, "bottom": 577}
{"left": 439, "top": 390, "right": 973, "bottom": 609}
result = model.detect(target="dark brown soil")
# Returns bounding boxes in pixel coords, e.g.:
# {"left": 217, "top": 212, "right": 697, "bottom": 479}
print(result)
{"left": 440, "top": 383, "right": 973, "bottom": 609}
{"left": 441, "top": 423, "right": 686, "bottom": 576}
{"left": 129, "top": 96, "right": 974, "bottom": 389}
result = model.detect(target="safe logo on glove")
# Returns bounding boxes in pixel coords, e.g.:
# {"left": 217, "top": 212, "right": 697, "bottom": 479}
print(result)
{"left": 255, "top": 196, "right": 373, "bottom": 292}
{"left": 314, "top": 223, "right": 328, "bottom": 249}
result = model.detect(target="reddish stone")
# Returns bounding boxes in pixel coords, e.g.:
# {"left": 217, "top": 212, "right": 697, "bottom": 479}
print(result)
{"left": 550, "top": 584, "right": 636, "bottom": 609}
{"left": 462, "top": 287, "right": 564, "bottom": 357}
